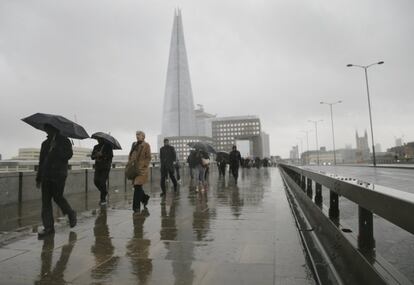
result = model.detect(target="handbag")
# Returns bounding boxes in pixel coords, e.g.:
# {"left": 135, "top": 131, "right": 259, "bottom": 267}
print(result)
{"left": 125, "top": 160, "right": 137, "bottom": 180}
{"left": 125, "top": 142, "right": 144, "bottom": 180}
{"left": 201, "top": 158, "right": 210, "bottom": 166}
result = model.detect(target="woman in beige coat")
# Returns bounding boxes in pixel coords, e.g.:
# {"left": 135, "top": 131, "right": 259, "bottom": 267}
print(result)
{"left": 128, "top": 131, "right": 151, "bottom": 213}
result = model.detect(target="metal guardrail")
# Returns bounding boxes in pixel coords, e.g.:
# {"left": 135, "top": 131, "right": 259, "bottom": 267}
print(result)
{"left": 278, "top": 163, "right": 414, "bottom": 251}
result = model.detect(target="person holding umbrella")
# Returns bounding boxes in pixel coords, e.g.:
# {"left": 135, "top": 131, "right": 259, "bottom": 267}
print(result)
{"left": 91, "top": 132, "right": 121, "bottom": 206}
{"left": 35, "top": 124, "right": 78, "bottom": 238}
{"left": 91, "top": 138, "right": 113, "bottom": 206}
{"left": 22, "top": 113, "right": 89, "bottom": 239}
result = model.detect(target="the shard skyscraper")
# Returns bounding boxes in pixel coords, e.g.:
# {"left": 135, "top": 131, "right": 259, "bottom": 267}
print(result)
{"left": 161, "top": 9, "right": 197, "bottom": 137}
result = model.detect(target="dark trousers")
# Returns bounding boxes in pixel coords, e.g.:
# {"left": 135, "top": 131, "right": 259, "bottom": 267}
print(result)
{"left": 133, "top": 185, "right": 145, "bottom": 212}
{"left": 41, "top": 178, "right": 74, "bottom": 230}
{"left": 230, "top": 165, "right": 239, "bottom": 181}
{"left": 160, "top": 166, "right": 177, "bottom": 193}
{"left": 94, "top": 168, "right": 110, "bottom": 201}
{"left": 218, "top": 163, "right": 226, "bottom": 177}
{"left": 175, "top": 165, "right": 180, "bottom": 180}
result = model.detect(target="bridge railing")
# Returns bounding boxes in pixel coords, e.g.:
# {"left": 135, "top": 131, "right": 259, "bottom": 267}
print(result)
{"left": 278, "top": 163, "right": 414, "bottom": 252}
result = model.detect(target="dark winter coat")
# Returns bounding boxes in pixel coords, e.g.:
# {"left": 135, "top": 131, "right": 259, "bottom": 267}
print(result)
{"left": 187, "top": 151, "right": 198, "bottom": 168}
{"left": 91, "top": 142, "right": 113, "bottom": 170}
{"left": 36, "top": 134, "right": 73, "bottom": 182}
{"left": 160, "top": 145, "right": 177, "bottom": 169}
{"left": 229, "top": 150, "right": 242, "bottom": 167}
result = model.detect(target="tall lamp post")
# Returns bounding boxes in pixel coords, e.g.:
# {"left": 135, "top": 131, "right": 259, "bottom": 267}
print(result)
{"left": 308, "top": 120, "right": 323, "bottom": 165}
{"left": 297, "top": 137, "right": 304, "bottom": 165}
{"left": 320, "top": 100, "right": 342, "bottom": 165}
{"left": 301, "top": 130, "right": 312, "bottom": 165}
{"left": 347, "top": 61, "right": 384, "bottom": 166}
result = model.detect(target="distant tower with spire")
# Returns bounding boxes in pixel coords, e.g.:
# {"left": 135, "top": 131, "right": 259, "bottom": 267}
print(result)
{"left": 161, "top": 9, "right": 197, "bottom": 137}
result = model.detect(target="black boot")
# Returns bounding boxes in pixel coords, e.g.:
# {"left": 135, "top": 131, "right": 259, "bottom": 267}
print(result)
{"left": 68, "top": 211, "right": 77, "bottom": 228}
{"left": 143, "top": 194, "right": 150, "bottom": 207}
{"left": 38, "top": 228, "right": 55, "bottom": 239}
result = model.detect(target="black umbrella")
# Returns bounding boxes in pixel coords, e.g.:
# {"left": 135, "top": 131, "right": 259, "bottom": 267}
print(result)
{"left": 216, "top": 151, "right": 229, "bottom": 162}
{"left": 188, "top": 141, "right": 216, "bottom": 154}
{"left": 22, "top": 113, "right": 89, "bottom": 139}
{"left": 91, "top": 132, "right": 122, "bottom": 150}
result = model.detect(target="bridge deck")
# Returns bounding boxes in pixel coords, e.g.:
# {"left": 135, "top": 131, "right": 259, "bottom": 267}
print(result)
{"left": 0, "top": 168, "right": 315, "bottom": 284}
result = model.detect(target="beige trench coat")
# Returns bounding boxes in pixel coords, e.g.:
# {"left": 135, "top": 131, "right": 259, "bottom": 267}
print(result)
{"left": 129, "top": 141, "right": 151, "bottom": 185}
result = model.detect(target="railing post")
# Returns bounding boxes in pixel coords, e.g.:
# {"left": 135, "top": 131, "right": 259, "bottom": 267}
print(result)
{"left": 306, "top": 178, "right": 313, "bottom": 198}
{"left": 124, "top": 172, "right": 127, "bottom": 192}
{"left": 358, "top": 206, "right": 375, "bottom": 252}
{"left": 18, "top": 172, "right": 23, "bottom": 204}
{"left": 315, "top": 182, "right": 322, "bottom": 207}
{"left": 301, "top": 175, "right": 306, "bottom": 191}
{"left": 329, "top": 190, "right": 339, "bottom": 219}
{"left": 85, "top": 169, "right": 88, "bottom": 193}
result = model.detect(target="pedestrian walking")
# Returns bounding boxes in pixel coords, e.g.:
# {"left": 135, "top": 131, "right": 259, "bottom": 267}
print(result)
{"left": 160, "top": 138, "right": 178, "bottom": 196}
{"left": 229, "top": 145, "right": 242, "bottom": 184}
{"left": 91, "top": 138, "right": 113, "bottom": 206}
{"left": 36, "top": 124, "right": 77, "bottom": 238}
{"left": 187, "top": 150, "right": 197, "bottom": 180}
{"left": 128, "top": 131, "right": 151, "bottom": 213}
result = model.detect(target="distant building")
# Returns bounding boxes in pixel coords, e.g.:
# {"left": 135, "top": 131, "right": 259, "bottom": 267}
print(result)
{"left": 13, "top": 147, "right": 91, "bottom": 161}
{"left": 388, "top": 141, "right": 414, "bottom": 161}
{"left": 375, "top": 143, "right": 382, "bottom": 153}
{"left": 395, "top": 138, "right": 403, "bottom": 147}
{"left": 355, "top": 130, "right": 370, "bottom": 163}
{"left": 290, "top": 145, "right": 299, "bottom": 160}
{"left": 13, "top": 148, "right": 40, "bottom": 160}
{"left": 158, "top": 10, "right": 270, "bottom": 159}
{"left": 212, "top": 116, "right": 267, "bottom": 158}
{"left": 261, "top": 131, "right": 270, "bottom": 158}
{"left": 195, "top": 105, "right": 216, "bottom": 137}
{"left": 167, "top": 136, "right": 214, "bottom": 161}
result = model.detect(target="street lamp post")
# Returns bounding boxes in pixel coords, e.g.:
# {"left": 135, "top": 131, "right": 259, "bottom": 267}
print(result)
{"left": 347, "top": 61, "right": 384, "bottom": 167}
{"left": 297, "top": 137, "right": 304, "bottom": 165}
{"left": 308, "top": 120, "right": 323, "bottom": 165}
{"left": 320, "top": 100, "right": 342, "bottom": 165}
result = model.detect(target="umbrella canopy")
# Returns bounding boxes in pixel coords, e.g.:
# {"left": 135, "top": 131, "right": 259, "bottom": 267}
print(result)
{"left": 21, "top": 113, "right": 89, "bottom": 139}
{"left": 91, "top": 132, "right": 122, "bottom": 150}
{"left": 216, "top": 151, "right": 229, "bottom": 162}
{"left": 187, "top": 141, "right": 216, "bottom": 154}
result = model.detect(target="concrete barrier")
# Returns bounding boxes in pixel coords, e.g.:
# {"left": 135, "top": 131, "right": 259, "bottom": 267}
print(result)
{"left": 0, "top": 172, "right": 20, "bottom": 205}
{"left": 0, "top": 166, "right": 162, "bottom": 206}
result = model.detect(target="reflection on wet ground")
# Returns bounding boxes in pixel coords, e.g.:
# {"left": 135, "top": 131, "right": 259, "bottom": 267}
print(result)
{"left": 0, "top": 168, "right": 315, "bottom": 284}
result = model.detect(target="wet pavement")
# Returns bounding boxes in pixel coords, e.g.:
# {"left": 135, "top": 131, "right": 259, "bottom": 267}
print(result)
{"left": 0, "top": 168, "right": 315, "bottom": 285}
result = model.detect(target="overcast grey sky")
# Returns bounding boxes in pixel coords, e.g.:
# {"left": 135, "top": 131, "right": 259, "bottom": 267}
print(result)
{"left": 1, "top": 0, "right": 413, "bottom": 159}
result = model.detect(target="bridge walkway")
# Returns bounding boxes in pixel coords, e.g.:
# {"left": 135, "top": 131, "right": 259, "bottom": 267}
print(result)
{"left": 0, "top": 168, "right": 315, "bottom": 285}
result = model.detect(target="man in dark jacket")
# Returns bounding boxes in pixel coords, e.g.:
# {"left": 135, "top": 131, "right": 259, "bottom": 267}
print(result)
{"left": 187, "top": 150, "right": 198, "bottom": 179}
{"left": 91, "top": 138, "right": 113, "bottom": 206}
{"left": 160, "top": 138, "right": 178, "bottom": 196}
{"left": 36, "top": 124, "right": 77, "bottom": 238}
{"left": 229, "top": 145, "right": 242, "bottom": 184}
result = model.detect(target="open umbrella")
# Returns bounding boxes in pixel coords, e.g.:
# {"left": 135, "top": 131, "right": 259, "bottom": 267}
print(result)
{"left": 91, "top": 132, "right": 122, "bottom": 150}
{"left": 216, "top": 151, "right": 229, "bottom": 162}
{"left": 22, "top": 113, "right": 89, "bottom": 139}
{"left": 188, "top": 141, "right": 216, "bottom": 154}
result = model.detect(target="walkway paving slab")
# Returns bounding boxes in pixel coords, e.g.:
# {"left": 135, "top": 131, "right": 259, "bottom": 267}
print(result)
{"left": 0, "top": 168, "right": 315, "bottom": 284}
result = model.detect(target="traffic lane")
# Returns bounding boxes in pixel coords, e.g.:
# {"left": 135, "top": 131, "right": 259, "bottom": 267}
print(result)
{"left": 304, "top": 165, "right": 414, "bottom": 194}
